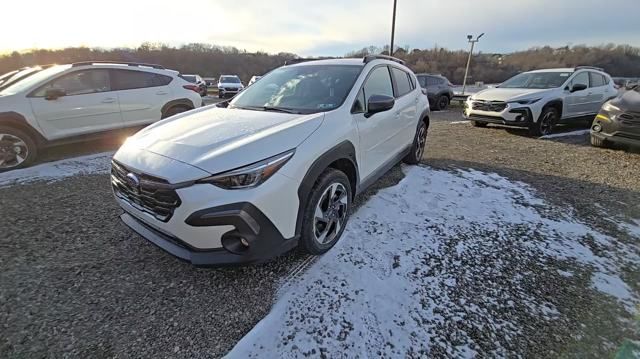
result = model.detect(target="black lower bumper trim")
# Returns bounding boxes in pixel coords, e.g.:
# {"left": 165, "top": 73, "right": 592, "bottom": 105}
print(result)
{"left": 466, "top": 114, "right": 530, "bottom": 127}
{"left": 121, "top": 203, "right": 299, "bottom": 266}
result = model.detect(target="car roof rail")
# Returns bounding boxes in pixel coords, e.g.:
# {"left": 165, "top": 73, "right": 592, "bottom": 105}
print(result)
{"left": 363, "top": 54, "right": 405, "bottom": 65}
{"left": 284, "top": 58, "right": 314, "bottom": 65}
{"left": 574, "top": 65, "right": 604, "bottom": 72}
{"left": 71, "top": 61, "right": 165, "bottom": 69}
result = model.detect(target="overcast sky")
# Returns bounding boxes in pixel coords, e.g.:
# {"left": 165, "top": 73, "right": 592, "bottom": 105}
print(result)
{"left": 3, "top": 0, "right": 638, "bottom": 56}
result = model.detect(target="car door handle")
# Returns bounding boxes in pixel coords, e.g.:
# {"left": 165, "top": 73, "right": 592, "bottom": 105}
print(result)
{"left": 156, "top": 91, "right": 168, "bottom": 95}
{"left": 102, "top": 98, "right": 116, "bottom": 103}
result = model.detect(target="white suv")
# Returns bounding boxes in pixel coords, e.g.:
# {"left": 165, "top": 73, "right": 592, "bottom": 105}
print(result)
{"left": 217, "top": 75, "right": 244, "bottom": 98}
{"left": 464, "top": 66, "right": 617, "bottom": 136}
{"left": 111, "top": 56, "right": 430, "bottom": 266}
{"left": 0, "top": 61, "right": 203, "bottom": 171}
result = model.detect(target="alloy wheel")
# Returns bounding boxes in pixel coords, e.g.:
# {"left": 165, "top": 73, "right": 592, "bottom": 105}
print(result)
{"left": 415, "top": 124, "right": 427, "bottom": 160}
{"left": 0, "top": 133, "right": 29, "bottom": 170}
{"left": 540, "top": 111, "right": 555, "bottom": 135}
{"left": 313, "top": 183, "right": 349, "bottom": 244}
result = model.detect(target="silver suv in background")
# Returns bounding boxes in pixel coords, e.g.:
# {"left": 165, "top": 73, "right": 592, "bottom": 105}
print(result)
{"left": 217, "top": 75, "right": 244, "bottom": 98}
{"left": 464, "top": 66, "right": 617, "bottom": 136}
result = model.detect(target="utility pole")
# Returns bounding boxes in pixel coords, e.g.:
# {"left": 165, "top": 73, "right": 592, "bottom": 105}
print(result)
{"left": 390, "top": 0, "right": 397, "bottom": 56}
{"left": 462, "top": 33, "right": 484, "bottom": 95}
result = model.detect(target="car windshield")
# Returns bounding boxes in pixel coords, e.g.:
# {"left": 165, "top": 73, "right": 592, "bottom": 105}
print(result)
{"left": 182, "top": 75, "right": 197, "bottom": 83}
{"left": 230, "top": 64, "right": 363, "bottom": 114}
{"left": 221, "top": 76, "right": 240, "bottom": 83}
{"left": 0, "top": 65, "right": 68, "bottom": 95}
{"left": 499, "top": 71, "right": 573, "bottom": 89}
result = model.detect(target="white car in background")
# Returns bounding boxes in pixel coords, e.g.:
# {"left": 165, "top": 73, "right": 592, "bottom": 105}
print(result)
{"left": 111, "top": 55, "right": 430, "bottom": 266}
{"left": 217, "top": 75, "right": 244, "bottom": 98}
{"left": 464, "top": 66, "right": 617, "bottom": 136}
{"left": 0, "top": 61, "right": 203, "bottom": 171}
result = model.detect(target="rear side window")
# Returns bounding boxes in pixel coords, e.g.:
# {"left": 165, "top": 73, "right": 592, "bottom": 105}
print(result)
{"left": 33, "top": 69, "right": 110, "bottom": 97}
{"left": 363, "top": 66, "right": 394, "bottom": 101}
{"left": 391, "top": 67, "right": 412, "bottom": 97}
{"left": 111, "top": 70, "right": 172, "bottom": 90}
{"left": 589, "top": 72, "right": 606, "bottom": 87}
{"left": 426, "top": 76, "right": 439, "bottom": 86}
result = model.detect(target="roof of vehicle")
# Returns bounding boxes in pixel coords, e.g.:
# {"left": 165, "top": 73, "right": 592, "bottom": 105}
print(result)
{"left": 286, "top": 57, "right": 409, "bottom": 68}
{"left": 69, "top": 61, "right": 179, "bottom": 75}
{"left": 527, "top": 68, "right": 576, "bottom": 73}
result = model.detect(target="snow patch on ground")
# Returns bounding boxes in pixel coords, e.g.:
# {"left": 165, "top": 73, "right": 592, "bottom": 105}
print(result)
{"left": 0, "top": 152, "right": 113, "bottom": 188}
{"left": 229, "top": 165, "right": 639, "bottom": 358}
{"left": 539, "top": 129, "right": 590, "bottom": 139}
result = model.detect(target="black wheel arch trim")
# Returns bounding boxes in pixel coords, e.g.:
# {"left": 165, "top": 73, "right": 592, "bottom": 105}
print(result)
{"left": 0, "top": 111, "right": 47, "bottom": 145}
{"left": 541, "top": 99, "right": 564, "bottom": 119}
{"left": 295, "top": 140, "right": 359, "bottom": 236}
{"left": 161, "top": 98, "right": 195, "bottom": 117}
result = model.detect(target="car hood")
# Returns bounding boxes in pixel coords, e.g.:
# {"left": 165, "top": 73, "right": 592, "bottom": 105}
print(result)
{"left": 611, "top": 89, "right": 640, "bottom": 112}
{"left": 121, "top": 107, "right": 324, "bottom": 176}
{"left": 219, "top": 83, "right": 243, "bottom": 88}
{"left": 471, "top": 88, "right": 551, "bottom": 102}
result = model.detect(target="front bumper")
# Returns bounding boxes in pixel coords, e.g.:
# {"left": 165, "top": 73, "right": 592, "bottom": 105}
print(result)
{"left": 120, "top": 202, "right": 299, "bottom": 266}
{"left": 591, "top": 112, "right": 640, "bottom": 147}
{"left": 463, "top": 100, "right": 534, "bottom": 127}
{"left": 218, "top": 88, "right": 242, "bottom": 96}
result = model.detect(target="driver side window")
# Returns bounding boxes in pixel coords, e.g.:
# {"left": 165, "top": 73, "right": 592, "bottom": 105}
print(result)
{"left": 34, "top": 70, "right": 110, "bottom": 97}
{"left": 570, "top": 72, "right": 589, "bottom": 89}
{"left": 363, "top": 66, "right": 393, "bottom": 103}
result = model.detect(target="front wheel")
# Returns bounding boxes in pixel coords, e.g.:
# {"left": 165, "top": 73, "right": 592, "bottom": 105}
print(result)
{"left": 300, "top": 169, "right": 352, "bottom": 255}
{"left": 0, "top": 126, "right": 38, "bottom": 172}
{"left": 403, "top": 121, "right": 427, "bottom": 164}
{"left": 530, "top": 107, "right": 558, "bottom": 136}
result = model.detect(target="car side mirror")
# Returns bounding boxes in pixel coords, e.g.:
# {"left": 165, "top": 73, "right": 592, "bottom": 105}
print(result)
{"left": 45, "top": 88, "right": 66, "bottom": 100}
{"left": 570, "top": 83, "right": 588, "bottom": 93}
{"left": 365, "top": 95, "right": 395, "bottom": 118}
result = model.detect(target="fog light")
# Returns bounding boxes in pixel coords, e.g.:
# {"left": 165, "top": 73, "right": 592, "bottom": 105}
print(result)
{"left": 240, "top": 237, "right": 250, "bottom": 247}
{"left": 592, "top": 124, "right": 602, "bottom": 132}
{"left": 515, "top": 115, "right": 523, "bottom": 121}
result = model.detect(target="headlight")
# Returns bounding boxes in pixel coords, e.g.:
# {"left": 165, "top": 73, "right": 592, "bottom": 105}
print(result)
{"left": 510, "top": 98, "right": 541, "bottom": 105}
{"left": 197, "top": 150, "right": 294, "bottom": 189}
{"left": 602, "top": 102, "right": 620, "bottom": 112}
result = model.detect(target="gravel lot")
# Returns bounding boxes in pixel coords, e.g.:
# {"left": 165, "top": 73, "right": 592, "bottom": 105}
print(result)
{"left": 1, "top": 108, "right": 638, "bottom": 357}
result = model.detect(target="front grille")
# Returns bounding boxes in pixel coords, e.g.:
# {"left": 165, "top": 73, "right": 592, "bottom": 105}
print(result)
{"left": 224, "top": 87, "right": 238, "bottom": 91}
{"left": 111, "top": 161, "right": 181, "bottom": 222}
{"left": 619, "top": 112, "right": 640, "bottom": 126}
{"left": 472, "top": 101, "right": 507, "bottom": 112}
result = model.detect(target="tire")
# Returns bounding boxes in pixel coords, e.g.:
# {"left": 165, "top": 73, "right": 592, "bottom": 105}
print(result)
{"left": 590, "top": 134, "right": 608, "bottom": 148}
{"left": 472, "top": 120, "right": 487, "bottom": 127}
{"left": 161, "top": 105, "right": 190, "bottom": 119}
{"left": 0, "top": 125, "right": 38, "bottom": 172}
{"left": 435, "top": 95, "right": 449, "bottom": 111}
{"left": 530, "top": 107, "right": 558, "bottom": 136}
{"left": 300, "top": 169, "right": 352, "bottom": 255}
{"left": 403, "top": 121, "right": 428, "bottom": 164}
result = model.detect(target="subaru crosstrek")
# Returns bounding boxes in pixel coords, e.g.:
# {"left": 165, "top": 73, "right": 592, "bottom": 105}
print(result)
{"left": 0, "top": 61, "right": 202, "bottom": 171}
{"left": 464, "top": 66, "right": 617, "bottom": 136}
{"left": 111, "top": 56, "right": 430, "bottom": 266}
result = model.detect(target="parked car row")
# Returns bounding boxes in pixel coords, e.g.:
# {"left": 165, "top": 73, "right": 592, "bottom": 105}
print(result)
{"left": 0, "top": 61, "right": 203, "bottom": 171}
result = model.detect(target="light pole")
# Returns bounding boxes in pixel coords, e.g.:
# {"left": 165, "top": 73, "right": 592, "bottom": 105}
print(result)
{"left": 390, "top": 0, "right": 397, "bottom": 56}
{"left": 461, "top": 33, "right": 484, "bottom": 95}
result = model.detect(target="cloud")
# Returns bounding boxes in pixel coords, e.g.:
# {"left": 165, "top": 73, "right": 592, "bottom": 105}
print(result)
{"left": 2, "top": 0, "right": 638, "bottom": 55}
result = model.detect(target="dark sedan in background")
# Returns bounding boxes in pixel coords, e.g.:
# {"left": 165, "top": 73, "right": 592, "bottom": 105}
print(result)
{"left": 416, "top": 73, "right": 454, "bottom": 110}
{"left": 591, "top": 85, "right": 640, "bottom": 149}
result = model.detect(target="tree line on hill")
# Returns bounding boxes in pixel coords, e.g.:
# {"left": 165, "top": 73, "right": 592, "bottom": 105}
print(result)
{"left": 0, "top": 43, "right": 638, "bottom": 85}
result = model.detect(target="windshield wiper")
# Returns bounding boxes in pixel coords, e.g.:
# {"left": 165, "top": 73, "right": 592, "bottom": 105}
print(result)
{"left": 262, "top": 106, "right": 300, "bottom": 114}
